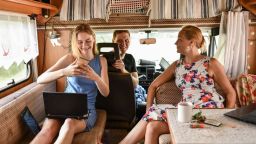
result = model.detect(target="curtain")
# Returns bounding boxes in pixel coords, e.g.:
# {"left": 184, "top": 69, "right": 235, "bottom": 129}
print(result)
{"left": 208, "top": 36, "right": 216, "bottom": 57}
{"left": 60, "top": 0, "right": 108, "bottom": 21}
{"left": 150, "top": 0, "right": 242, "bottom": 19}
{"left": 215, "top": 11, "right": 249, "bottom": 79}
{"left": 208, "top": 27, "right": 219, "bottom": 57}
{"left": 0, "top": 11, "right": 39, "bottom": 69}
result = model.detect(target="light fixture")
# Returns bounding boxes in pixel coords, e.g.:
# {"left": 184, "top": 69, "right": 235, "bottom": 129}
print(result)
{"left": 49, "top": 29, "right": 61, "bottom": 47}
{"left": 49, "top": 22, "right": 61, "bottom": 47}
{"left": 48, "top": 21, "right": 71, "bottom": 49}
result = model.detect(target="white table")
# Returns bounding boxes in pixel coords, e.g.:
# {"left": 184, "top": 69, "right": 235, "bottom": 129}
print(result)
{"left": 166, "top": 108, "right": 256, "bottom": 144}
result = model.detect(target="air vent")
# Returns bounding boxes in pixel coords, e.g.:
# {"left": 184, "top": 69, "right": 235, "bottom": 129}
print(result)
{"left": 109, "top": 0, "right": 151, "bottom": 15}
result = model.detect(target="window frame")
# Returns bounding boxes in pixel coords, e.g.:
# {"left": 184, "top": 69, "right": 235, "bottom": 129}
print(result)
{"left": 0, "top": 60, "right": 32, "bottom": 93}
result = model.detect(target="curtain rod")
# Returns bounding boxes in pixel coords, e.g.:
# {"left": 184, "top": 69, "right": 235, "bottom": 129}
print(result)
{"left": 37, "top": 23, "right": 221, "bottom": 30}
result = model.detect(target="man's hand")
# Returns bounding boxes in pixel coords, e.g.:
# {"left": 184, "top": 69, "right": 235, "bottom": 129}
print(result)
{"left": 112, "top": 59, "right": 127, "bottom": 73}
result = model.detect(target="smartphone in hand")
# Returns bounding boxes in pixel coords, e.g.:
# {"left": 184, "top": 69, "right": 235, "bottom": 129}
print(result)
{"left": 77, "top": 57, "right": 89, "bottom": 66}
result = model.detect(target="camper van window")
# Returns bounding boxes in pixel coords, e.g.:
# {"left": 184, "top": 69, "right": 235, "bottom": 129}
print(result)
{"left": 0, "top": 61, "right": 31, "bottom": 92}
{"left": 0, "top": 11, "right": 37, "bottom": 92}
{"left": 96, "top": 29, "right": 210, "bottom": 68}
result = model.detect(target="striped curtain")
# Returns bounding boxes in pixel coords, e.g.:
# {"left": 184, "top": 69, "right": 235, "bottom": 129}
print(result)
{"left": 215, "top": 11, "right": 249, "bottom": 79}
{"left": 60, "top": 0, "right": 108, "bottom": 21}
{"left": 150, "top": 0, "right": 242, "bottom": 19}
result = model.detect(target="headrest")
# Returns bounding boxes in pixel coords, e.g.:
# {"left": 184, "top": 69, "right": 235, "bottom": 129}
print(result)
{"left": 139, "top": 59, "right": 156, "bottom": 66}
{"left": 97, "top": 43, "right": 121, "bottom": 72}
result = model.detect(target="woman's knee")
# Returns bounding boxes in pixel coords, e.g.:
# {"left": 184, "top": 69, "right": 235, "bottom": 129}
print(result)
{"left": 146, "top": 122, "right": 160, "bottom": 134}
{"left": 146, "top": 121, "right": 168, "bottom": 136}
{"left": 40, "top": 119, "right": 61, "bottom": 136}
{"left": 61, "top": 118, "right": 76, "bottom": 132}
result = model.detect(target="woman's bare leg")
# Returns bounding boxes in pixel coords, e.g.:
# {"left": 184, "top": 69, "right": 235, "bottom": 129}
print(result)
{"left": 119, "top": 120, "right": 148, "bottom": 144}
{"left": 30, "top": 118, "right": 62, "bottom": 144}
{"left": 54, "top": 118, "right": 86, "bottom": 144}
{"left": 144, "top": 121, "right": 169, "bottom": 144}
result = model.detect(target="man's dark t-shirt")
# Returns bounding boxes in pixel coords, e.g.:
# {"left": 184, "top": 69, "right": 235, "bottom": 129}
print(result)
{"left": 123, "top": 53, "right": 137, "bottom": 73}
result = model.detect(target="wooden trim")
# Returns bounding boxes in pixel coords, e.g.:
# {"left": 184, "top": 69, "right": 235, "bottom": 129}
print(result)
{"left": 0, "top": 76, "right": 33, "bottom": 98}
{"left": 248, "top": 0, "right": 256, "bottom": 5}
{"left": 0, "top": 0, "right": 61, "bottom": 23}
{"left": 4, "top": 0, "right": 58, "bottom": 12}
{"left": 0, "top": 1, "right": 41, "bottom": 14}
{"left": 37, "top": 16, "right": 221, "bottom": 29}
{"left": 239, "top": 0, "right": 256, "bottom": 16}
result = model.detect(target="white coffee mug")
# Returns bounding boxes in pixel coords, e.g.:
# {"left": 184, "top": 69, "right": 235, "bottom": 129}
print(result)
{"left": 177, "top": 102, "right": 193, "bottom": 123}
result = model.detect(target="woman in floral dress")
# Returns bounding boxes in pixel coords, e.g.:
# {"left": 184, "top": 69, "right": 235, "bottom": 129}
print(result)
{"left": 120, "top": 25, "right": 236, "bottom": 144}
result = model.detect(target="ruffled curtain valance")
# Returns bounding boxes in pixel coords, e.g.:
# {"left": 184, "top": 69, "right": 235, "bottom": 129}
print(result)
{"left": 150, "top": 0, "right": 242, "bottom": 19}
{"left": 0, "top": 11, "right": 39, "bottom": 69}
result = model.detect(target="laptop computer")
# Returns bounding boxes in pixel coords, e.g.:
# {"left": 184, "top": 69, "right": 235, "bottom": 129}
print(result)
{"left": 43, "top": 92, "right": 88, "bottom": 119}
{"left": 159, "top": 57, "right": 170, "bottom": 70}
{"left": 224, "top": 103, "right": 256, "bottom": 124}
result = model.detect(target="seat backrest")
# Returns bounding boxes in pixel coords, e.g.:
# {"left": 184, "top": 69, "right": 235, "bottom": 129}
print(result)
{"left": 155, "top": 80, "right": 229, "bottom": 106}
{"left": 96, "top": 72, "right": 136, "bottom": 129}
{"left": 236, "top": 74, "right": 256, "bottom": 107}
{"left": 155, "top": 80, "right": 182, "bottom": 105}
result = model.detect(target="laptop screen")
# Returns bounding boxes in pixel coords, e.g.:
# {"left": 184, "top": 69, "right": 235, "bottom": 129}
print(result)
{"left": 224, "top": 103, "right": 256, "bottom": 125}
{"left": 43, "top": 92, "right": 88, "bottom": 119}
{"left": 159, "top": 57, "right": 170, "bottom": 70}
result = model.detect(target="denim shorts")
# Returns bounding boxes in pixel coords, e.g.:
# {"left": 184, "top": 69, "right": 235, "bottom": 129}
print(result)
{"left": 84, "top": 109, "right": 97, "bottom": 131}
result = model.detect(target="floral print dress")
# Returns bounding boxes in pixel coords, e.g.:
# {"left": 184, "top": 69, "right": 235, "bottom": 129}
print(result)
{"left": 142, "top": 57, "right": 224, "bottom": 122}
{"left": 175, "top": 57, "right": 224, "bottom": 108}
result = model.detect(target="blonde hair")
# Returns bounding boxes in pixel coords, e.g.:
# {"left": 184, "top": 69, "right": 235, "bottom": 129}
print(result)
{"left": 71, "top": 24, "right": 98, "bottom": 58}
{"left": 180, "top": 25, "right": 206, "bottom": 53}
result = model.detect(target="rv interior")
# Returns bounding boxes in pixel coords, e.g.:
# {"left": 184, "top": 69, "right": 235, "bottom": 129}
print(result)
{"left": 0, "top": 0, "right": 256, "bottom": 144}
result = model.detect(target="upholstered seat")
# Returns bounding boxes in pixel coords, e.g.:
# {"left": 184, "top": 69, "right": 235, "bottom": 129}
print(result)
{"left": 72, "top": 109, "right": 106, "bottom": 144}
{"left": 0, "top": 81, "right": 107, "bottom": 144}
{"left": 96, "top": 72, "right": 136, "bottom": 129}
{"left": 155, "top": 80, "right": 181, "bottom": 144}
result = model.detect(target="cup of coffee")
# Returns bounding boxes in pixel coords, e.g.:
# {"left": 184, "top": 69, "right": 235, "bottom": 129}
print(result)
{"left": 177, "top": 102, "right": 193, "bottom": 123}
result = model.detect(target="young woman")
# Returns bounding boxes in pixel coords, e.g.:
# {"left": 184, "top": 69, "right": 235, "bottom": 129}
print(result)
{"left": 31, "top": 24, "right": 109, "bottom": 144}
{"left": 120, "top": 25, "right": 236, "bottom": 144}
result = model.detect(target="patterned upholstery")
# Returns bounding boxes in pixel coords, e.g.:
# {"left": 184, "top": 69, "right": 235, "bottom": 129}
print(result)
{"left": 155, "top": 80, "right": 182, "bottom": 105}
{"left": 159, "top": 134, "right": 172, "bottom": 144}
{"left": 155, "top": 80, "right": 179, "bottom": 144}
{"left": 0, "top": 82, "right": 56, "bottom": 143}
{"left": 236, "top": 74, "right": 256, "bottom": 106}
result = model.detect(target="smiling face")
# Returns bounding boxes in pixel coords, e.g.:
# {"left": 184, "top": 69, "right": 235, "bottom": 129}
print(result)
{"left": 175, "top": 31, "right": 192, "bottom": 55}
{"left": 71, "top": 24, "right": 97, "bottom": 59}
{"left": 77, "top": 32, "right": 94, "bottom": 56}
{"left": 175, "top": 25, "right": 206, "bottom": 55}
{"left": 113, "top": 32, "right": 130, "bottom": 55}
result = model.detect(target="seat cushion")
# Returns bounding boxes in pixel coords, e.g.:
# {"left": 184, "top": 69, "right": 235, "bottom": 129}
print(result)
{"left": 72, "top": 109, "right": 106, "bottom": 144}
{"left": 159, "top": 134, "right": 172, "bottom": 144}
